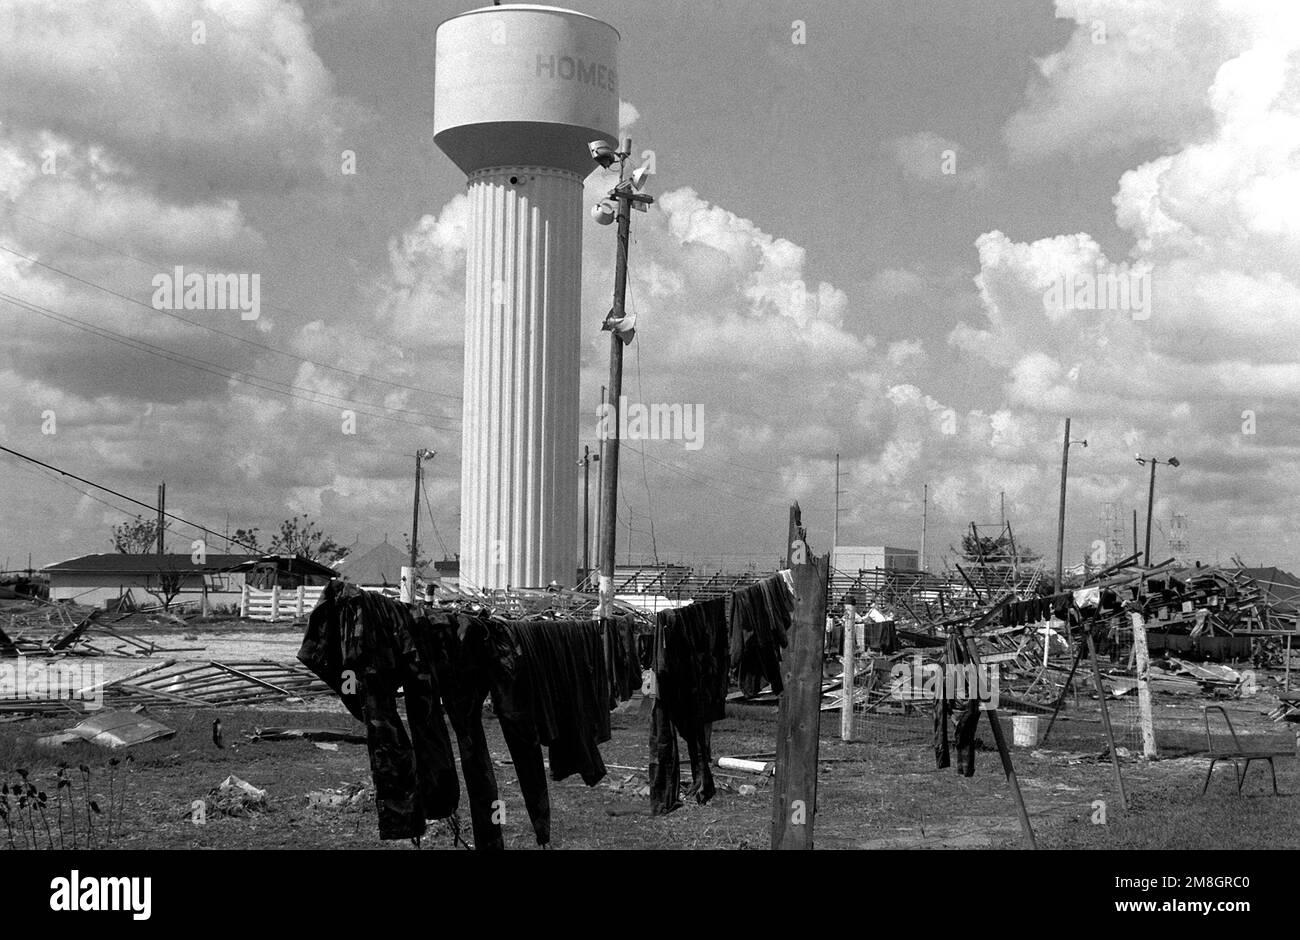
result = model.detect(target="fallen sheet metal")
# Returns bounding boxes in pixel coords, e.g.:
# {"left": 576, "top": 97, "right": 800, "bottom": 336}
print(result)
{"left": 43, "top": 708, "right": 177, "bottom": 748}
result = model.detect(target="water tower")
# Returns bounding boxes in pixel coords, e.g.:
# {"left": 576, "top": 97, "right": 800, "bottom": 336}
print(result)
{"left": 434, "top": 4, "right": 619, "bottom": 589}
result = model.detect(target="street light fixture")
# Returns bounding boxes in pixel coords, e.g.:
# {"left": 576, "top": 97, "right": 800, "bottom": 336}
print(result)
{"left": 1135, "top": 455, "right": 1180, "bottom": 566}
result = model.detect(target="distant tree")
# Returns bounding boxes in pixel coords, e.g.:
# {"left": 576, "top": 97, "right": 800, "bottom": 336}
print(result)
{"left": 144, "top": 563, "right": 184, "bottom": 612}
{"left": 403, "top": 534, "right": 430, "bottom": 571}
{"left": 231, "top": 528, "right": 263, "bottom": 556}
{"left": 110, "top": 515, "right": 168, "bottom": 554}
{"left": 267, "top": 515, "right": 348, "bottom": 564}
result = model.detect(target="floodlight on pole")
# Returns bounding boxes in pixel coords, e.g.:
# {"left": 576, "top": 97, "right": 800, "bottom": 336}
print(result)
{"left": 593, "top": 137, "right": 655, "bottom": 620}
{"left": 1135, "top": 455, "right": 1180, "bottom": 566}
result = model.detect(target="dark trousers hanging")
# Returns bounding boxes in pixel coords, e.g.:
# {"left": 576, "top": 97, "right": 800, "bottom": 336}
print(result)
{"left": 933, "top": 696, "right": 980, "bottom": 777}
{"left": 298, "top": 582, "right": 460, "bottom": 841}
{"left": 427, "top": 613, "right": 552, "bottom": 848}
{"left": 933, "top": 630, "right": 981, "bottom": 778}
{"left": 648, "top": 697, "right": 716, "bottom": 815}
{"left": 648, "top": 697, "right": 681, "bottom": 816}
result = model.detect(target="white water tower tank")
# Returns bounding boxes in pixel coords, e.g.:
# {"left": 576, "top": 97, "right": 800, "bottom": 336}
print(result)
{"left": 434, "top": 5, "right": 620, "bottom": 589}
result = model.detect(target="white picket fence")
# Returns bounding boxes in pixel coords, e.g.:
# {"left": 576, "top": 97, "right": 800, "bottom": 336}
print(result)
{"left": 240, "top": 585, "right": 325, "bottom": 622}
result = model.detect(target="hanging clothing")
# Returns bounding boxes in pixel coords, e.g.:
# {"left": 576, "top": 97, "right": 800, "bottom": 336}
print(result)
{"left": 933, "top": 630, "right": 980, "bottom": 777}
{"left": 505, "top": 618, "right": 612, "bottom": 786}
{"left": 649, "top": 596, "right": 729, "bottom": 814}
{"left": 604, "top": 615, "right": 641, "bottom": 708}
{"left": 865, "top": 619, "right": 898, "bottom": 653}
{"left": 423, "top": 610, "right": 552, "bottom": 849}
{"left": 298, "top": 581, "right": 460, "bottom": 841}
{"left": 729, "top": 575, "right": 791, "bottom": 697}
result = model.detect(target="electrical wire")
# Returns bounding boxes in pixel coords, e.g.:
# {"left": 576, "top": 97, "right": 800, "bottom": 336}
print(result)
{"left": 0, "top": 290, "right": 460, "bottom": 435}
{"left": 420, "top": 474, "right": 451, "bottom": 559}
{"left": 0, "top": 443, "right": 261, "bottom": 552}
{"left": 1, "top": 233, "right": 461, "bottom": 404}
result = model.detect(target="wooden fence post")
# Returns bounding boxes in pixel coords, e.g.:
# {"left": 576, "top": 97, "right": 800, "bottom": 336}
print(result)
{"left": 271, "top": 585, "right": 281, "bottom": 623}
{"left": 296, "top": 585, "right": 306, "bottom": 618}
{"left": 240, "top": 583, "right": 250, "bottom": 619}
{"left": 1130, "top": 611, "right": 1157, "bottom": 759}
{"left": 771, "top": 502, "right": 828, "bottom": 850}
{"left": 841, "top": 600, "right": 856, "bottom": 741}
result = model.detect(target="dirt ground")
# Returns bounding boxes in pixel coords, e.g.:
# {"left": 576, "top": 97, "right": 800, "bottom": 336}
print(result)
{"left": 3, "top": 641, "right": 1297, "bottom": 850}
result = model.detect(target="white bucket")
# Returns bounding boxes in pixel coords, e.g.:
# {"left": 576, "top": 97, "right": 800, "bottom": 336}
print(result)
{"left": 1012, "top": 715, "right": 1040, "bottom": 748}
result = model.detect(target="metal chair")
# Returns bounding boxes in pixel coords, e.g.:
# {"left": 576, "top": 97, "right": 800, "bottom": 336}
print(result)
{"left": 1200, "top": 704, "right": 1288, "bottom": 795}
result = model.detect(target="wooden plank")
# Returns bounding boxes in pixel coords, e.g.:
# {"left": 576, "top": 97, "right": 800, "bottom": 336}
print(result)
{"left": 771, "top": 502, "right": 828, "bottom": 851}
{"left": 1086, "top": 633, "right": 1128, "bottom": 810}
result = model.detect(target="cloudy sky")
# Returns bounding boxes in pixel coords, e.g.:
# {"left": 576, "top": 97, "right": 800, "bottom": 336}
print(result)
{"left": 1, "top": 0, "right": 1296, "bottom": 574}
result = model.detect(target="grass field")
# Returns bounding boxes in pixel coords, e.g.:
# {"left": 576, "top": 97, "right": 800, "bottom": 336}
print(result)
{"left": 2, "top": 682, "right": 1296, "bottom": 850}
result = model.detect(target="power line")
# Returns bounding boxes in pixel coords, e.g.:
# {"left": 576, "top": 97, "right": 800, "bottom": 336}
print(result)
{"left": 0, "top": 290, "right": 460, "bottom": 436}
{"left": 0, "top": 443, "right": 261, "bottom": 553}
{"left": 419, "top": 474, "right": 450, "bottom": 559}
{"left": 1, "top": 235, "right": 461, "bottom": 404}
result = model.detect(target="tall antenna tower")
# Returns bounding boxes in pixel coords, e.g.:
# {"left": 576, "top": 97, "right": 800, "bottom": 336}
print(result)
{"left": 1101, "top": 501, "right": 1126, "bottom": 567}
{"left": 1168, "top": 511, "right": 1191, "bottom": 564}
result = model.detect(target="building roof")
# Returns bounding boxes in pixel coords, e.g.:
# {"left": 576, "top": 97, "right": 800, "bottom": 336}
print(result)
{"left": 44, "top": 553, "right": 251, "bottom": 575}
{"left": 334, "top": 540, "right": 424, "bottom": 586}
{"left": 42, "top": 553, "right": 337, "bottom": 579}
{"left": 223, "top": 554, "right": 339, "bottom": 579}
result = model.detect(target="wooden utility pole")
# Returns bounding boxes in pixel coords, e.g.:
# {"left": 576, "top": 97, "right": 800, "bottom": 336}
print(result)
{"left": 1143, "top": 459, "right": 1157, "bottom": 565}
{"left": 1130, "top": 610, "right": 1157, "bottom": 759}
{"left": 921, "top": 483, "right": 928, "bottom": 572}
{"left": 408, "top": 449, "right": 434, "bottom": 602}
{"left": 579, "top": 445, "right": 598, "bottom": 582}
{"left": 1132, "top": 510, "right": 1139, "bottom": 558}
{"left": 771, "top": 502, "right": 827, "bottom": 850}
{"left": 595, "top": 139, "right": 652, "bottom": 618}
{"left": 157, "top": 482, "right": 165, "bottom": 555}
{"left": 833, "top": 453, "right": 839, "bottom": 552}
{"left": 593, "top": 385, "right": 606, "bottom": 582}
{"left": 1055, "top": 418, "right": 1070, "bottom": 593}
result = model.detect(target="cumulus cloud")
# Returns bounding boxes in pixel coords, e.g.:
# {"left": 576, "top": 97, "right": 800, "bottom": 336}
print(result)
{"left": 961, "top": 0, "right": 1300, "bottom": 559}
{"left": 1000, "top": 0, "right": 1257, "bottom": 162}
{"left": 0, "top": 0, "right": 345, "bottom": 192}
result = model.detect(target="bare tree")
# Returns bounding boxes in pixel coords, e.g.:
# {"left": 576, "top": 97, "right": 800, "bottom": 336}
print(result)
{"left": 231, "top": 528, "right": 263, "bottom": 556}
{"left": 143, "top": 564, "right": 184, "bottom": 612}
{"left": 110, "top": 515, "right": 168, "bottom": 554}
